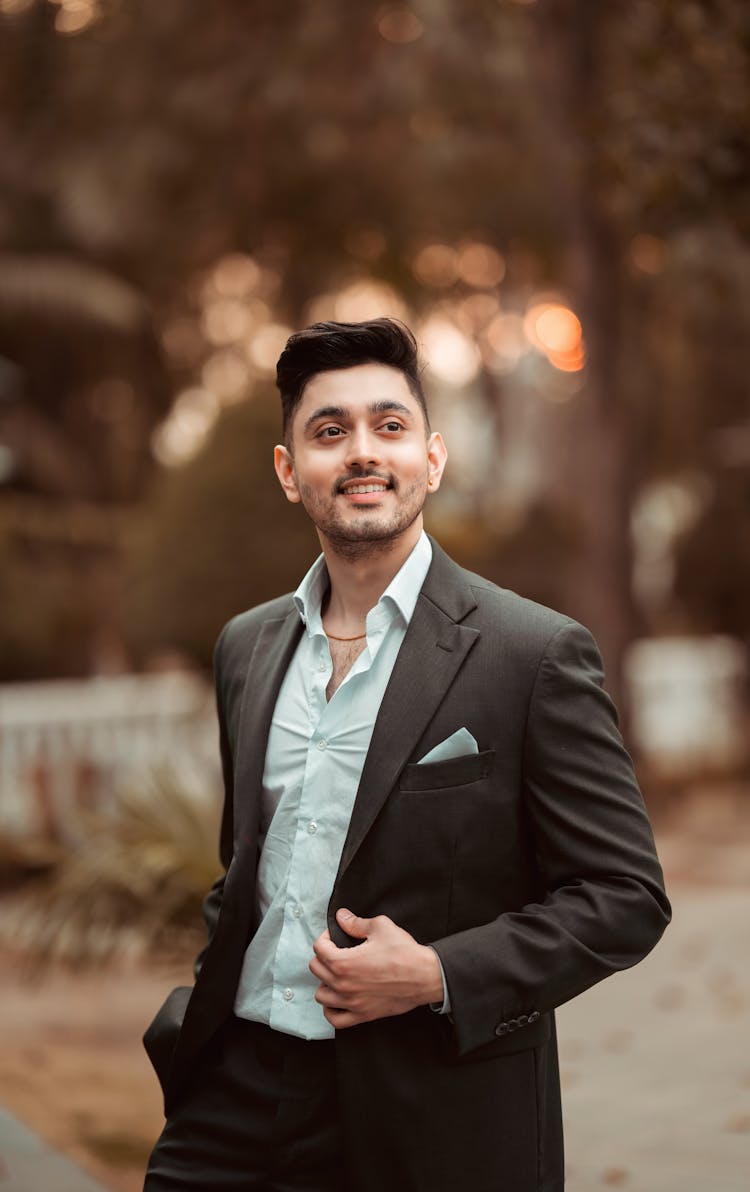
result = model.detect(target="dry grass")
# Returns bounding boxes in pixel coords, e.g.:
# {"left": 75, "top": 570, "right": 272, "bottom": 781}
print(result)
{"left": 0, "top": 771, "right": 221, "bottom": 967}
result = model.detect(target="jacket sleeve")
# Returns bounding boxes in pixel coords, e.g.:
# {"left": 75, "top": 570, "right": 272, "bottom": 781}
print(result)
{"left": 194, "top": 621, "right": 235, "bottom": 980}
{"left": 432, "top": 619, "right": 671, "bottom": 1056}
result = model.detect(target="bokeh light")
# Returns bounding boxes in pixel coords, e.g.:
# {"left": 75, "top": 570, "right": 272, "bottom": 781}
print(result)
{"left": 246, "top": 323, "right": 293, "bottom": 374}
{"left": 49, "top": 0, "right": 100, "bottom": 36}
{"left": 457, "top": 241, "right": 506, "bottom": 288}
{"left": 484, "top": 312, "right": 527, "bottom": 373}
{"left": 0, "top": 0, "right": 35, "bottom": 16}
{"left": 305, "top": 279, "right": 408, "bottom": 325}
{"left": 151, "top": 387, "right": 220, "bottom": 467}
{"left": 210, "top": 253, "right": 262, "bottom": 298}
{"left": 201, "top": 350, "right": 250, "bottom": 403}
{"left": 376, "top": 5, "right": 425, "bottom": 44}
{"left": 411, "top": 244, "right": 460, "bottom": 288}
{"left": 629, "top": 233, "right": 667, "bottom": 276}
{"left": 524, "top": 301, "right": 585, "bottom": 372}
{"left": 419, "top": 315, "right": 481, "bottom": 386}
{"left": 201, "top": 299, "right": 252, "bottom": 347}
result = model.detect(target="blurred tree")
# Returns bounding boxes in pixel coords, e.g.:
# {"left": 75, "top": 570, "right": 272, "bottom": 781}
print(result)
{"left": 0, "top": 0, "right": 747, "bottom": 689}
{"left": 123, "top": 385, "right": 317, "bottom": 668}
{"left": 522, "top": 0, "right": 750, "bottom": 703}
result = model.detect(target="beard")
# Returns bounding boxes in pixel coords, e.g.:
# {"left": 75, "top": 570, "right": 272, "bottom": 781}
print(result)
{"left": 297, "top": 472, "right": 428, "bottom": 562}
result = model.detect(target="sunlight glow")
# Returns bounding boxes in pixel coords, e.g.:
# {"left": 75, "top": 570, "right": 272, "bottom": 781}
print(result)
{"left": 524, "top": 301, "right": 585, "bottom": 372}
{"left": 419, "top": 316, "right": 481, "bottom": 386}
{"left": 151, "top": 388, "right": 219, "bottom": 467}
{"left": 201, "top": 350, "right": 250, "bottom": 402}
{"left": 246, "top": 323, "right": 293, "bottom": 373}
{"left": 306, "top": 280, "right": 408, "bottom": 325}
{"left": 49, "top": 0, "right": 100, "bottom": 35}
{"left": 202, "top": 299, "right": 252, "bottom": 347}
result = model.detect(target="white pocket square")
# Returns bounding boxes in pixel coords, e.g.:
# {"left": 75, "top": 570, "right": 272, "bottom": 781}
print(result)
{"left": 417, "top": 728, "right": 479, "bottom": 764}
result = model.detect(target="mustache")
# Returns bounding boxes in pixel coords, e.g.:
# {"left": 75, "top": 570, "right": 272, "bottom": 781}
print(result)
{"left": 334, "top": 469, "right": 394, "bottom": 494}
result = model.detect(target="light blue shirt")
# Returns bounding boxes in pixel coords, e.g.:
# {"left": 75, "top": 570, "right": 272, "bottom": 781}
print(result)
{"left": 234, "top": 532, "right": 434, "bottom": 1039}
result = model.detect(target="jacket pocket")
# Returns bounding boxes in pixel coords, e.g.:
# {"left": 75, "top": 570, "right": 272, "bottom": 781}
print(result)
{"left": 400, "top": 749, "right": 495, "bottom": 792}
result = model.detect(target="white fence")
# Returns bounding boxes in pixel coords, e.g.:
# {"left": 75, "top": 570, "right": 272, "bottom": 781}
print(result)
{"left": 625, "top": 635, "right": 747, "bottom": 774}
{"left": 0, "top": 672, "right": 218, "bottom": 841}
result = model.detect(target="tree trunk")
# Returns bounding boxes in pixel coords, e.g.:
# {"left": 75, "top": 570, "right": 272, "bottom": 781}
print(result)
{"left": 528, "top": 0, "right": 637, "bottom": 724}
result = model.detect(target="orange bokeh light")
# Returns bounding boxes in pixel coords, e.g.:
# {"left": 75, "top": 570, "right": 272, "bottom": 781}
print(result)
{"left": 524, "top": 302, "right": 585, "bottom": 372}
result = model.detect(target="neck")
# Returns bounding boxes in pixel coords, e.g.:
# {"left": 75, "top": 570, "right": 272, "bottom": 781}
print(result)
{"left": 320, "top": 520, "right": 423, "bottom": 628}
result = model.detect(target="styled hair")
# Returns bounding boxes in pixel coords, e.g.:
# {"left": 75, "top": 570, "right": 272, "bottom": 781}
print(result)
{"left": 275, "top": 318, "right": 429, "bottom": 441}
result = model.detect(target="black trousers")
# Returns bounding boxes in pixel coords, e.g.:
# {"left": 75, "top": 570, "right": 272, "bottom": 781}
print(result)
{"left": 144, "top": 1017, "right": 348, "bottom": 1192}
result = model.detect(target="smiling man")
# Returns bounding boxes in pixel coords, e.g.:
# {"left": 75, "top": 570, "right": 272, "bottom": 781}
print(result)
{"left": 143, "top": 318, "right": 670, "bottom": 1192}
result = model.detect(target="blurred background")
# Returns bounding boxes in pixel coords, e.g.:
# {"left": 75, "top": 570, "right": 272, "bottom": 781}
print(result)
{"left": 0, "top": 1, "right": 748, "bottom": 1189}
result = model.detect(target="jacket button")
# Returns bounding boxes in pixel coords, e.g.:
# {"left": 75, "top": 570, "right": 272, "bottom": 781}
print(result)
{"left": 528, "top": 1010, "right": 540, "bottom": 1023}
{"left": 494, "top": 1023, "right": 509, "bottom": 1037}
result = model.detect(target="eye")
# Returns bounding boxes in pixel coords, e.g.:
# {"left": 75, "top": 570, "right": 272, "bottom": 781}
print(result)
{"left": 316, "top": 425, "right": 344, "bottom": 439}
{"left": 380, "top": 420, "right": 404, "bottom": 433}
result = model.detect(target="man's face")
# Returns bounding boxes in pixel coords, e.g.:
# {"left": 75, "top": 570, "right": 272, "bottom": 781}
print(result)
{"left": 274, "top": 363, "right": 447, "bottom": 559}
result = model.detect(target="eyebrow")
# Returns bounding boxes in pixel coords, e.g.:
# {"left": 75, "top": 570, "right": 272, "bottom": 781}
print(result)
{"left": 303, "top": 400, "right": 413, "bottom": 434}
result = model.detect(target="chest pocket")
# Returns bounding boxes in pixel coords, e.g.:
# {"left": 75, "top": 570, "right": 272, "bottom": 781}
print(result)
{"left": 399, "top": 749, "right": 494, "bottom": 792}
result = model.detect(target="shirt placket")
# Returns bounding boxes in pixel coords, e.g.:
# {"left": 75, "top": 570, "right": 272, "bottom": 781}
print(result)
{"left": 269, "top": 633, "right": 333, "bottom": 1026}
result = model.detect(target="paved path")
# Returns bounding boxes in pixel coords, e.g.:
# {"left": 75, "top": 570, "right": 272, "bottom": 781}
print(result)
{"left": 558, "top": 884, "right": 749, "bottom": 1191}
{"left": 0, "top": 866, "right": 747, "bottom": 1190}
{"left": 0, "top": 1106, "right": 110, "bottom": 1191}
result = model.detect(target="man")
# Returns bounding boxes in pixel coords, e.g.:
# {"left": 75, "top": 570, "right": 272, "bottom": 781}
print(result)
{"left": 144, "top": 318, "right": 670, "bottom": 1191}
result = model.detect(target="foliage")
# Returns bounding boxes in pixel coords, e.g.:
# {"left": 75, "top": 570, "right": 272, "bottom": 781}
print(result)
{"left": 0, "top": 770, "right": 222, "bottom": 966}
{"left": 0, "top": 0, "right": 748, "bottom": 680}
{"left": 123, "top": 384, "right": 318, "bottom": 669}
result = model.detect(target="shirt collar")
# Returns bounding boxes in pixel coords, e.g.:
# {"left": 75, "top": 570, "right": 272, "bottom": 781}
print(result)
{"left": 293, "top": 531, "right": 433, "bottom": 636}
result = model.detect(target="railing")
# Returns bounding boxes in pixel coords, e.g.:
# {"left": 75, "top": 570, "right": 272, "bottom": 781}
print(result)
{"left": 0, "top": 673, "right": 218, "bottom": 841}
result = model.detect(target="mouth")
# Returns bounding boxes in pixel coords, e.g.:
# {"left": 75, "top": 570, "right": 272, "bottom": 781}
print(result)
{"left": 337, "top": 477, "right": 392, "bottom": 503}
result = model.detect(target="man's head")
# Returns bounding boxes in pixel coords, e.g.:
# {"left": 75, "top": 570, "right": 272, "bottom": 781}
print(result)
{"left": 273, "top": 318, "right": 446, "bottom": 561}
{"left": 276, "top": 318, "right": 429, "bottom": 446}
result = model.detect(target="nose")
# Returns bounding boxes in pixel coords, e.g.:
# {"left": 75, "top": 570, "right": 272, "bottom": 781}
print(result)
{"left": 344, "top": 424, "right": 382, "bottom": 470}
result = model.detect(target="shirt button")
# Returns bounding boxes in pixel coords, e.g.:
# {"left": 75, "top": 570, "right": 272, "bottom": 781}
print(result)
{"left": 293, "top": 905, "right": 303, "bottom": 918}
{"left": 317, "top": 739, "right": 328, "bottom": 750}
{"left": 282, "top": 988, "right": 294, "bottom": 1002}
{"left": 307, "top": 821, "right": 318, "bottom": 835}
{"left": 319, "top": 660, "right": 326, "bottom": 672}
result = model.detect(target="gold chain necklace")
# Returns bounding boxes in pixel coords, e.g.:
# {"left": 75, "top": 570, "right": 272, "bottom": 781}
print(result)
{"left": 325, "top": 630, "right": 367, "bottom": 641}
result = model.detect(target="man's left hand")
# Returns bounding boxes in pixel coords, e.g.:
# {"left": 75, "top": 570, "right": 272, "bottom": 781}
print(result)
{"left": 309, "top": 909, "right": 444, "bottom": 1029}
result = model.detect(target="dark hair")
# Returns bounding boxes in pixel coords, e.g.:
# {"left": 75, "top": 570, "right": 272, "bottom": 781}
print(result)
{"left": 275, "top": 318, "right": 429, "bottom": 441}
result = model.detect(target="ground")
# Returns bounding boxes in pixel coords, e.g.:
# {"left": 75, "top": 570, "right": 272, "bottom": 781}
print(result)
{"left": 0, "top": 785, "right": 748, "bottom": 1191}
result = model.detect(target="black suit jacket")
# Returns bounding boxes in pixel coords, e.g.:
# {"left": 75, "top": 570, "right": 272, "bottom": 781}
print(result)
{"left": 144, "top": 539, "right": 670, "bottom": 1192}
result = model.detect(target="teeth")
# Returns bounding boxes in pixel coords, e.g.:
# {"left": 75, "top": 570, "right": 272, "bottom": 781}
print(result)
{"left": 345, "top": 484, "right": 387, "bottom": 494}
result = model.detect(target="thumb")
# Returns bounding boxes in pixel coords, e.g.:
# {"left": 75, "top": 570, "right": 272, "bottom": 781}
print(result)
{"left": 336, "top": 908, "right": 372, "bottom": 939}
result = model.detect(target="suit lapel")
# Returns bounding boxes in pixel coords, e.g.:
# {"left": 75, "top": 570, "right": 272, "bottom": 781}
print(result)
{"left": 231, "top": 607, "right": 303, "bottom": 844}
{"left": 337, "top": 543, "right": 479, "bottom": 877}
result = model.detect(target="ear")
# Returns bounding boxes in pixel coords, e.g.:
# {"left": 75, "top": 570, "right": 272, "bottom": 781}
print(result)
{"left": 274, "top": 444, "right": 301, "bottom": 503}
{"left": 426, "top": 431, "right": 448, "bottom": 494}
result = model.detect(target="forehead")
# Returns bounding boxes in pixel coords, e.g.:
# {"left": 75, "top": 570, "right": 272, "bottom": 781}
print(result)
{"left": 298, "top": 362, "right": 418, "bottom": 415}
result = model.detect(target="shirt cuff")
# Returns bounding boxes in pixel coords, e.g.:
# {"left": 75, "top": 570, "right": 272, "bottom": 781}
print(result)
{"left": 427, "top": 947, "right": 451, "bottom": 1015}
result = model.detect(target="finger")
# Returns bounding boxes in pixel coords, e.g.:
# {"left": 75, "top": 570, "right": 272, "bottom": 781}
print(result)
{"left": 335, "top": 909, "right": 373, "bottom": 940}
{"left": 309, "top": 957, "right": 335, "bottom": 984}
{"left": 313, "top": 935, "right": 341, "bottom": 963}
{"left": 315, "top": 984, "right": 350, "bottom": 1008}
{"left": 322, "top": 1006, "right": 363, "bottom": 1030}
{"left": 312, "top": 928, "right": 332, "bottom": 950}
